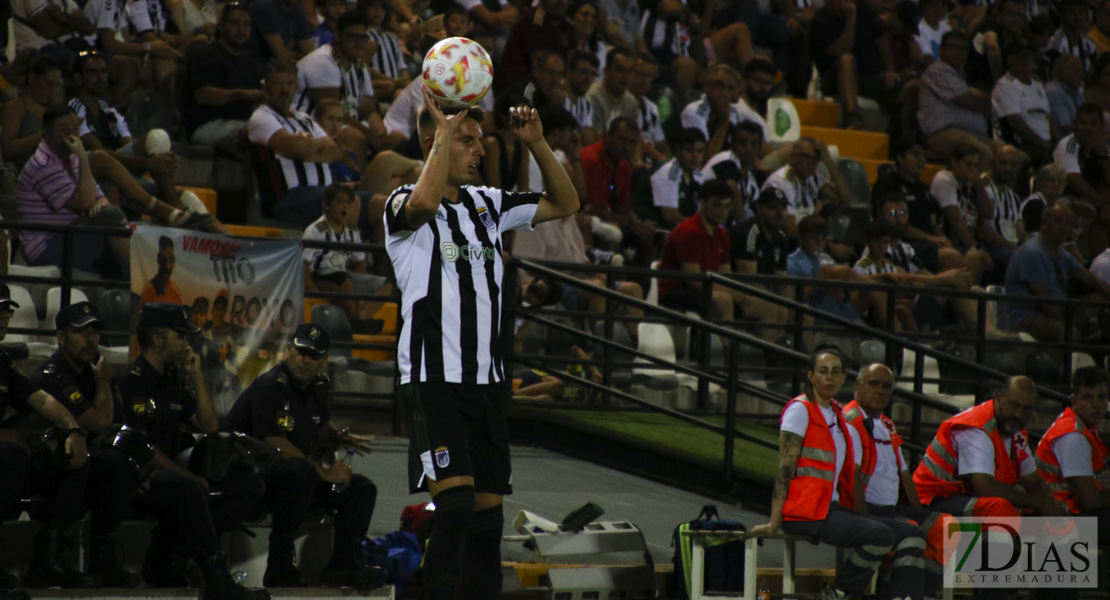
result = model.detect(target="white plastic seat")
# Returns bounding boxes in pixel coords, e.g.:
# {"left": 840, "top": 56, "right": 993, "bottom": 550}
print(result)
{"left": 5, "top": 285, "right": 38, "bottom": 344}
{"left": 646, "top": 260, "right": 661, "bottom": 305}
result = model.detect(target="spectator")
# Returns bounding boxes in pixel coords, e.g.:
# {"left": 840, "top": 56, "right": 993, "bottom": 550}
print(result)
{"left": 294, "top": 10, "right": 388, "bottom": 159}
{"left": 83, "top": 0, "right": 171, "bottom": 109}
{"left": 788, "top": 216, "right": 894, "bottom": 329}
{"left": 244, "top": 0, "right": 315, "bottom": 67}
{"left": 596, "top": 0, "right": 642, "bottom": 52}
{"left": 587, "top": 47, "right": 639, "bottom": 134}
{"left": 680, "top": 64, "right": 762, "bottom": 162}
{"left": 565, "top": 50, "right": 600, "bottom": 144}
{"left": 310, "top": 0, "right": 347, "bottom": 47}
{"left": 17, "top": 105, "right": 129, "bottom": 279}
{"left": 1091, "top": 247, "right": 1110, "bottom": 286}
{"left": 69, "top": 51, "right": 199, "bottom": 213}
{"left": 382, "top": 76, "right": 495, "bottom": 153}
{"left": 1048, "top": 0, "right": 1097, "bottom": 74}
{"left": 303, "top": 184, "right": 391, "bottom": 334}
{"left": 909, "top": 0, "right": 951, "bottom": 71}
{"left": 12, "top": 0, "right": 95, "bottom": 68}
{"left": 1046, "top": 53, "right": 1085, "bottom": 137}
{"left": 498, "top": 0, "right": 575, "bottom": 92}
{"left": 1083, "top": 54, "right": 1110, "bottom": 123}
{"left": 361, "top": 0, "right": 410, "bottom": 100}
{"left": 1091, "top": 0, "right": 1110, "bottom": 53}
{"left": 965, "top": 0, "right": 1028, "bottom": 87}
{"left": 182, "top": 2, "right": 265, "bottom": 151}
{"left": 917, "top": 31, "right": 996, "bottom": 164}
{"left": 579, "top": 116, "right": 657, "bottom": 261}
{"left": 974, "top": 144, "right": 1027, "bottom": 281}
{"left": 660, "top": 181, "right": 782, "bottom": 340}
{"left": 1020, "top": 163, "right": 1067, "bottom": 235}
{"left": 126, "top": 0, "right": 212, "bottom": 76}
{"left": 991, "top": 40, "right": 1055, "bottom": 167}
{"left": 704, "top": 120, "right": 766, "bottom": 225}
{"left": 482, "top": 96, "right": 531, "bottom": 191}
{"left": 141, "top": 236, "right": 184, "bottom": 305}
{"left": 634, "top": 127, "right": 705, "bottom": 227}
{"left": 629, "top": 51, "right": 668, "bottom": 165}
{"left": 727, "top": 186, "right": 792, "bottom": 341}
{"left": 871, "top": 137, "right": 946, "bottom": 248}
{"left": 1, "top": 55, "right": 67, "bottom": 170}
{"left": 567, "top": 0, "right": 606, "bottom": 76}
{"left": 499, "top": 50, "right": 566, "bottom": 111}
{"left": 810, "top": 0, "right": 901, "bottom": 128}
{"left": 1052, "top": 103, "right": 1110, "bottom": 250}
{"left": 931, "top": 143, "right": 984, "bottom": 253}
{"left": 741, "top": 58, "right": 777, "bottom": 120}
{"left": 1004, "top": 204, "right": 1110, "bottom": 341}
{"left": 168, "top": 0, "right": 219, "bottom": 43}
{"left": 313, "top": 99, "right": 422, "bottom": 196}
{"left": 761, "top": 136, "right": 852, "bottom": 241}
{"left": 512, "top": 345, "right": 603, "bottom": 403}
{"left": 877, "top": 193, "right": 996, "bottom": 335}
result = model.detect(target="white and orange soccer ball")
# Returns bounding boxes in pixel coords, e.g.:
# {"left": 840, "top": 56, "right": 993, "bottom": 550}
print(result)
{"left": 422, "top": 37, "right": 494, "bottom": 107}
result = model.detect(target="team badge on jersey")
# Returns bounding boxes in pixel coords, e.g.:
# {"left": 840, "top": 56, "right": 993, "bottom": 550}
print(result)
{"left": 390, "top": 193, "right": 406, "bottom": 217}
{"left": 477, "top": 206, "right": 495, "bottom": 229}
{"left": 277, "top": 410, "right": 295, "bottom": 431}
{"left": 434, "top": 445, "right": 450, "bottom": 468}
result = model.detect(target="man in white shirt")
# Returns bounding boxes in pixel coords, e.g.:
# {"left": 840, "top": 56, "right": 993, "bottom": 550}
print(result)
{"left": 680, "top": 64, "right": 764, "bottom": 161}
{"left": 761, "top": 136, "right": 851, "bottom": 241}
{"left": 991, "top": 39, "right": 1056, "bottom": 167}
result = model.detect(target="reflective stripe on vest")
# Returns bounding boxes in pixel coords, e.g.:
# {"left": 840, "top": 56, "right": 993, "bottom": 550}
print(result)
{"left": 1035, "top": 407, "right": 1108, "bottom": 514}
{"left": 781, "top": 396, "right": 855, "bottom": 521}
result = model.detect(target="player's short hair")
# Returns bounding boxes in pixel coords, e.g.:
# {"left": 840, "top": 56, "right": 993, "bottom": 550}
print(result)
{"left": 416, "top": 105, "right": 485, "bottom": 144}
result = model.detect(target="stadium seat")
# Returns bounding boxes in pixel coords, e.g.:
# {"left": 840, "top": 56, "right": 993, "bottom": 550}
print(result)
{"left": 126, "top": 90, "right": 176, "bottom": 140}
{"left": 858, "top": 158, "right": 895, "bottom": 185}
{"left": 630, "top": 323, "right": 680, "bottom": 405}
{"left": 225, "top": 225, "right": 285, "bottom": 238}
{"left": 920, "top": 163, "right": 943, "bottom": 184}
{"left": 791, "top": 99, "right": 839, "bottom": 128}
{"left": 5, "top": 285, "right": 38, "bottom": 345}
{"left": 310, "top": 304, "right": 384, "bottom": 375}
{"left": 859, "top": 339, "right": 885, "bottom": 366}
{"left": 799, "top": 126, "right": 888, "bottom": 161}
{"left": 98, "top": 289, "right": 132, "bottom": 349}
{"left": 1072, "top": 352, "right": 1097, "bottom": 375}
{"left": 826, "top": 205, "right": 869, "bottom": 247}
{"left": 591, "top": 321, "right": 634, "bottom": 387}
{"left": 43, "top": 287, "right": 89, "bottom": 344}
{"left": 836, "top": 158, "right": 870, "bottom": 206}
{"left": 372, "top": 302, "right": 399, "bottom": 335}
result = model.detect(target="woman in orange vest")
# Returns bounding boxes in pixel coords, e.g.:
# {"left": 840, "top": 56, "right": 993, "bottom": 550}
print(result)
{"left": 751, "top": 346, "right": 926, "bottom": 600}
{"left": 1035, "top": 366, "right": 1110, "bottom": 543}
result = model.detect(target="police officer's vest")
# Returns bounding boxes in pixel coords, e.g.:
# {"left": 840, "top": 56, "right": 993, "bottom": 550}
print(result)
{"left": 913, "top": 400, "right": 1023, "bottom": 506}
{"left": 782, "top": 395, "right": 856, "bottom": 522}
{"left": 1034, "top": 407, "right": 1108, "bottom": 514}
{"left": 842, "top": 400, "right": 904, "bottom": 491}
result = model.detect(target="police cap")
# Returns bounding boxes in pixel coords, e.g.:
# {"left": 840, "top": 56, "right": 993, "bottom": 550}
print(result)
{"left": 0, "top": 284, "right": 21, "bottom": 312}
{"left": 56, "top": 301, "right": 103, "bottom": 330}
{"left": 292, "top": 324, "right": 330, "bottom": 356}
{"left": 138, "top": 303, "right": 201, "bottom": 335}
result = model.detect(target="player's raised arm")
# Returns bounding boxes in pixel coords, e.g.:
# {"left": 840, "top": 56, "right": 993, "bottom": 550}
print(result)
{"left": 406, "top": 88, "right": 472, "bottom": 230}
{"left": 511, "top": 105, "right": 580, "bottom": 224}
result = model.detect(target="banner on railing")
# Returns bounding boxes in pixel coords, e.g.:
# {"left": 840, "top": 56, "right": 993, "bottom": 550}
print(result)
{"left": 130, "top": 224, "right": 304, "bottom": 415}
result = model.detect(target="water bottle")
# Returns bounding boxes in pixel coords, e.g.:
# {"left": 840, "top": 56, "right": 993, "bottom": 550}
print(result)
{"left": 332, "top": 449, "right": 355, "bottom": 492}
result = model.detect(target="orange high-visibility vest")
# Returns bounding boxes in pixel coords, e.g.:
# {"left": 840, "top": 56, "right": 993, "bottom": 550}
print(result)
{"left": 913, "top": 399, "right": 1026, "bottom": 506}
{"left": 782, "top": 395, "right": 856, "bottom": 521}
{"left": 842, "top": 400, "right": 904, "bottom": 492}
{"left": 1035, "top": 407, "right": 1108, "bottom": 514}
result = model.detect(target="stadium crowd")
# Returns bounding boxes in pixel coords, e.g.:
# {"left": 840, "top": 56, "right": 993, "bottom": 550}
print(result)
{"left": 3, "top": 0, "right": 1110, "bottom": 595}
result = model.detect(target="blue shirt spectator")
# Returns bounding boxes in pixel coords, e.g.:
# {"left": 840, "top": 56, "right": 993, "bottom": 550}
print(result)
{"left": 1003, "top": 235, "right": 1080, "bottom": 330}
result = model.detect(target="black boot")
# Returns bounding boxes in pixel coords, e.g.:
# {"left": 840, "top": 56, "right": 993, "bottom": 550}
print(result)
{"left": 89, "top": 535, "right": 141, "bottom": 588}
{"left": 200, "top": 552, "right": 270, "bottom": 600}
{"left": 24, "top": 528, "right": 101, "bottom": 588}
{"left": 141, "top": 531, "right": 188, "bottom": 587}
{"left": 262, "top": 534, "right": 301, "bottom": 588}
{"left": 320, "top": 559, "right": 388, "bottom": 592}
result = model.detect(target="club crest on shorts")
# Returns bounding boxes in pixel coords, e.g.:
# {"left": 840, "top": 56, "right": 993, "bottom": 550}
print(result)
{"left": 477, "top": 207, "right": 495, "bottom": 229}
{"left": 434, "top": 445, "right": 450, "bottom": 468}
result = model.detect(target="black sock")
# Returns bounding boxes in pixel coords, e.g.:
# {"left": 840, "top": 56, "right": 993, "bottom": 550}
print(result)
{"left": 422, "top": 486, "right": 475, "bottom": 600}
{"left": 459, "top": 505, "right": 504, "bottom": 600}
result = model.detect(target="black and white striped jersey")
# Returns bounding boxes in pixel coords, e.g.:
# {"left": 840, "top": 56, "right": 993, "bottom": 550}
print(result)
{"left": 247, "top": 104, "right": 333, "bottom": 189}
{"left": 384, "top": 184, "right": 542, "bottom": 385}
{"left": 294, "top": 44, "right": 374, "bottom": 117}
{"left": 369, "top": 28, "right": 405, "bottom": 80}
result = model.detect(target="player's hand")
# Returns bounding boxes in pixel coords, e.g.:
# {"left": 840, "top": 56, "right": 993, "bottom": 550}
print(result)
{"left": 338, "top": 430, "right": 374, "bottom": 456}
{"left": 324, "top": 461, "right": 353, "bottom": 485}
{"left": 422, "top": 86, "right": 469, "bottom": 136}
{"left": 65, "top": 432, "right": 88, "bottom": 469}
{"left": 511, "top": 105, "right": 544, "bottom": 146}
{"left": 64, "top": 135, "right": 85, "bottom": 156}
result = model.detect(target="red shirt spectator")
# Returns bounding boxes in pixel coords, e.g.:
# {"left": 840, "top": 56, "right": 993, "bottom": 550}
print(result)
{"left": 658, "top": 212, "right": 730, "bottom": 299}
{"left": 580, "top": 139, "right": 632, "bottom": 212}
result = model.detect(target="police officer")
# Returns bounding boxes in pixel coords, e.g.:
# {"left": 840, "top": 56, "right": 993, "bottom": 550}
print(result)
{"left": 225, "top": 324, "right": 385, "bottom": 590}
{"left": 35, "top": 301, "right": 141, "bottom": 587}
{"left": 0, "top": 287, "right": 97, "bottom": 590}
{"left": 119, "top": 303, "right": 269, "bottom": 600}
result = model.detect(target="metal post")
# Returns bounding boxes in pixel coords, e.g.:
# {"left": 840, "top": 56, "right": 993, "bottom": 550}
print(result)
{"left": 602, "top": 281, "right": 616, "bottom": 406}
{"left": 792, "top": 282, "right": 805, "bottom": 395}
{"left": 723, "top": 342, "right": 738, "bottom": 484}
{"left": 698, "top": 278, "right": 712, "bottom": 410}
{"left": 60, "top": 230, "right": 73, "bottom": 305}
{"left": 975, "top": 293, "right": 987, "bottom": 402}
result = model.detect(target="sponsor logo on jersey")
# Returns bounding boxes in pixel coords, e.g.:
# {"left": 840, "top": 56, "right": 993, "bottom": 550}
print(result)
{"left": 441, "top": 242, "right": 495, "bottom": 263}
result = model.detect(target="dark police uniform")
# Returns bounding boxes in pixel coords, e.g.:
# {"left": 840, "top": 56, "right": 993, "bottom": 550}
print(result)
{"left": 118, "top": 303, "right": 265, "bottom": 589}
{"left": 224, "top": 324, "right": 379, "bottom": 588}
{"left": 0, "top": 293, "right": 94, "bottom": 589}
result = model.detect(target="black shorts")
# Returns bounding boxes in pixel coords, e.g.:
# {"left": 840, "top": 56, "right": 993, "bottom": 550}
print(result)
{"left": 398, "top": 381, "right": 513, "bottom": 495}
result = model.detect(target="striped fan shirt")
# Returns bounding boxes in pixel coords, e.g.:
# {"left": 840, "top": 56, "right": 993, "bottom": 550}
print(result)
{"left": 761, "top": 165, "right": 824, "bottom": 219}
{"left": 384, "top": 184, "right": 541, "bottom": 384}
{"left": 17, "top": 142, "right": 106, "bottom": 261}
{"left": 565, "top": 94, "right": 594, "bottom": 131}
{"left": 640, "top": 3, "right": 690, "bottom": 57}
{"left": 638, "top": 96, "right": 665, "bottom": 143}
{"left": 983, "top": 177, "right": 1022, "bottom": 244}
{"left": 247, "top": 104, "right": 333, "bottom": 189}
{"left": 126, "top": 0, "right": 170, "bottom": 34}
{"left": 703, "top": 150, "right": 759, "bottom": 220}
{"left": 369, "top": 28, "right": 405, "bottom": 80}
{"left": 294, "top": 44, "right": 374, "bottom": 117}
{"left": 83, "top": 0, "right": 126, "bottom": 48}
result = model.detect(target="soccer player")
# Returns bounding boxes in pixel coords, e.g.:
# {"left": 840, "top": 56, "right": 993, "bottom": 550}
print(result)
{"left": 384, "top": 89, "right": 579, "bottom": 599}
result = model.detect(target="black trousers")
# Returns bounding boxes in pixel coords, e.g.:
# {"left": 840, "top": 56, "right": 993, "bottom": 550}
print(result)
{"left": 0, "top": 441, "right": 31, "bottom": 521}
{"left": 19, "top": 454, "right": 88, "bottom": 529}
{"left": 85, "top": 448, "right": 141, "bottom": 537}
{"left": 261, "top": 457, "right": 376, "bottom": 565}
{"left": 131, "top": 467, "right": 265, "bottom": 563}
